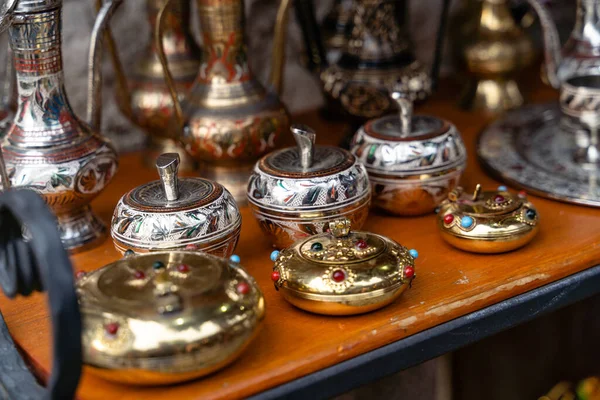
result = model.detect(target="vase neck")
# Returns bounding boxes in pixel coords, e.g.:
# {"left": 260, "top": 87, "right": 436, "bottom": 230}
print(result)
{"left": 8, "top": 6, "right": 84, "bottom": 147}
{"left": 571, "top": 0, "right": 600, "bottom": 46}
{"left": 147, "top": 0, "right": 197, "bottom": 59}
{"left": 196, "top": 0, "right": 252, "bottom": 84}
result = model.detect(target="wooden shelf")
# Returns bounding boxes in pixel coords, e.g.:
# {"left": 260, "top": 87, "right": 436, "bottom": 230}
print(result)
{"left": 2, "top": 82, "right": 600, "bottom": 400}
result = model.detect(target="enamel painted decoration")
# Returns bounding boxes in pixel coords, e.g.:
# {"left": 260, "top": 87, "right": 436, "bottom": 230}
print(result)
{"left": 77, "top": 251, "right": 264, "bottom": 385}
{"left": 270, "top": 219, "right": 417, "bottom": 315}
{"left": 247, "top": 125, "right": 371, "bottom": 249}
{"left": 437, "top": 185, "right": 539, "bottom": 253}
{"left": 111, "top": 153, "right": 241, "bottom": 256}
{"left": 351, "top": 92, "right": 467, "bottom": 216}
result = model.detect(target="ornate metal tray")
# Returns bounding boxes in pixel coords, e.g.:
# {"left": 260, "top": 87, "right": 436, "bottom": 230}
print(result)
{"left": 477, "top": 103, "right": 600, "bottom": 207}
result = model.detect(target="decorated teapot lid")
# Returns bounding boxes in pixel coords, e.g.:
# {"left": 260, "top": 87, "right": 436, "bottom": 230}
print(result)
{"left": 437, "top": 185, "right": 539, "bottom": 253}
{"left": 248, "top": 125, "right": 370, "bottom": 210}
{"left": 351, "top": 93, "right": 467, "bottom": 177}
{"left": 111, "top": 153, "right": 241, "bottom": 253}
{"left": 77, "top": 251, "right": 264, "bottom": 385}
{"left": 269, "top": 219, "right": 417, "bottom": 315}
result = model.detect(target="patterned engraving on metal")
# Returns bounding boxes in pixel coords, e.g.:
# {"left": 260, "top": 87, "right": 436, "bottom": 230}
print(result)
{"left": 127, "top": 178, "right": 217, "bottom": 210}
{"left": 264, "top": 146, "right": 351, "bottom": 176}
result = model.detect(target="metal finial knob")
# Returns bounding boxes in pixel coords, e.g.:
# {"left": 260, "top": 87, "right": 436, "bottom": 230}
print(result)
{"left": 291, "top": 124, "right": 316, "bottom": 170}
{"left": 156, "top": 153, "right": 180, "bottom": 202}
{"left": 391, "top": 91, "right": 413, "bottom": 138}
{"left": 329, "top": 219, "right": 351, "bottom": 238}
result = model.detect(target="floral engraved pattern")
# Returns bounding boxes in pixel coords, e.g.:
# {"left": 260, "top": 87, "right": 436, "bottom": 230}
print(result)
{"left": 111, "top": 189, "right": 241, "bottom": 250}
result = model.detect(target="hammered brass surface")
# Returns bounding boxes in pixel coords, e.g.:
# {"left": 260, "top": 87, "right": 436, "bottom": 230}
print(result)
{"left": 272, "top": 225, "right": 416, "bottom": 315}
{"left": 437, "top": 186, "right": 539, "bottom": 253}
{"left": 78, "top": 251, "right": 265, "bottom": 385}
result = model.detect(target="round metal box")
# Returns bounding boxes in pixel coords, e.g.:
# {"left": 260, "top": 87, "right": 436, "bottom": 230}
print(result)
{"left": 247, "top": 125, "right": 371, "bottom": 248}
{"left": 351, "top": 94, "right": 467, "bottom": 215}
{"left": 77, "top": 251, "right": 265, "bottom": 385}
{"left": 111, "top": 153, "right": 241, "bottom": 256}
{"left": 437, "top": 185, "right": 540, "bottom": 253}
{"left": 270, "top": 219, "right": 417, "bottom": 315}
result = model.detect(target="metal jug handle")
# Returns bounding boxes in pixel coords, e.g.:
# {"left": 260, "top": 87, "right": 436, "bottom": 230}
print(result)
{"left": 156, "top": 0, "right": 185, "bottom": 138}
{"left": 1, "top": 46, "right": 14, "bottom": 112}
{"left": 525, "top": 0, "right": 561, "bottom": 88}
{"left": 293, "top": 0, "right": 328, "bottom": 74}
{"left": 270, "top": 0, "right": 292, "bottom": 95}
{"left": 94, "top": 0, "right": 133, "bottom": 120}
{"left": 430, "top": 0, "right": 452, "bottom": 91}
{"left": 86, "top": 0, "right": 125, "bottom": 132}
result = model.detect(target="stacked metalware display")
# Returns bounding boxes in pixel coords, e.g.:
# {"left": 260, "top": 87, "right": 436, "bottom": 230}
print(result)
{"left": 5, "top": 0, "right": 600, "bottom": 392}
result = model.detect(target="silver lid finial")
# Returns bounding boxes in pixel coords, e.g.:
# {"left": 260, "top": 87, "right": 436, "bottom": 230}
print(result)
{"left": 291, "top": 124, "right": 316, "bottom": 170}
{"left": 391, "top": 91, "right": 413, "bottom": 138}
{"left": 156, "top": 153, "right": 180, "bottom": 202}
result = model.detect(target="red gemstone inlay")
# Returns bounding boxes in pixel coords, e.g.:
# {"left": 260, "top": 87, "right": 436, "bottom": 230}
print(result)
{"left": 355, "top": 239, "right": 368, "bottom": 249}
{"left": 494, "top": 195, "right": 505, "bottom": 203}
{"left": 518, "top": 190, "right": 527, "bottom": 198}
{"left": 75, "top": 271, "right": 86, "bottom": 280}
{"left": 271, "top": 271, "right": 281, "bottom": 282}
{"left": 177, "top": 264, "right": 190, "bottom": 273}
{"left": 404, "top": 266, "right": 415, "bottom": 278}
{"left": 133, "top": 270, "right": 145, "bottom": 279}
{"left": 443, "top": 214, "right": 454, "bottom": 224}
{"left": 105, "top": 322, "right": 119, "bottom": 335}
{"left": 332, "top": 269, "right": 345, "bottom": 282}
{"left": 184, "top": 244, "right": 197, "bottom": 251}
{"left": 236, "top": 282, "right": 250, "bottom": 295}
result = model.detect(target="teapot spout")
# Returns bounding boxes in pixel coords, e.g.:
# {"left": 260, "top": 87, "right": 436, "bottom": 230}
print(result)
{"left": 269, "top": 0, "right": 292, "bottom": 95}
{"left": 526, "top": 0, "right": 562, "bottom": 88}
{"left": 86, "top": 0, "right": 124, "bottom": 132}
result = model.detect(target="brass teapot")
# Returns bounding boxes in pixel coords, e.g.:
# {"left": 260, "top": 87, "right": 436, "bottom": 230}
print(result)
{"left": 156, "top": 0, "right": 292, "bottom": 204}
{"left": 0, "top": 0, "right": 123, "bottom": 251}
{"left": 105, "top": 0, "right": 202, "bottom": 169}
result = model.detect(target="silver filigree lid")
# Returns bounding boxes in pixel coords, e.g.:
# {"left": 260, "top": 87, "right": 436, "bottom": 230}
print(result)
{"left": 247, "top": 125, "right": 370, "bottom": 211}
{"left": 111, "top": 153, "right": 241, "bottom": 253}
{"left": 351, "top": 93, "right": 467, "bottom": 177}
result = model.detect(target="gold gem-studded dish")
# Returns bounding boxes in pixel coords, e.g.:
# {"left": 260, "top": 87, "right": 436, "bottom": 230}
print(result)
{"left": 77, "top": 251, "right": 264, "bottom": 385}
{"left": 437, "top": 184, "right": 539, "bottom": 253}
{"left": 111, "top": 153, "right": 241, "bottom": 257}
{"left": 269, "top": 219, "right": 417, "bottom": 315}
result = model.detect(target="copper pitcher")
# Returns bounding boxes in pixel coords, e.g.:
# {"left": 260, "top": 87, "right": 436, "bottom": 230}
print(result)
{"left": 0, "top": 0, "right": 123, "bottom": 252}
{"left": 156, "top": 0, "right": 292, "bottom": 204}
{"left": 105, "top": 0, "right": 201, "bottom": 169}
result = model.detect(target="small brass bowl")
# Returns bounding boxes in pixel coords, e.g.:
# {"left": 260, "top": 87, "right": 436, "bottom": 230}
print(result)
{"left": 77, "top": 251, "right": 264, "bottom": 385}
{"left": 270, "top": 219, "right": 417, "bottom": 315}
{"left": 437, "top": 185, "right": 540, "bottom": 253}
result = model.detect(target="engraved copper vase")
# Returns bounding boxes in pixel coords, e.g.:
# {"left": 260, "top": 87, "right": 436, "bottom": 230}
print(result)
{"left": 157, "top": 0, "right": 292, "bottom": 204}
{"left": 0, "top": 0, "right": 122, "bottom": 251}
{"left": 109, "top": 0, "right": 201, "bottom": 169}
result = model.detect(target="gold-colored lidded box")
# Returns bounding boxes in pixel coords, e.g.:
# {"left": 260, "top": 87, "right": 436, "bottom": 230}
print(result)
{"left": 247, "top": 125, "right": 371, "bottom": 249}
{"left": 437, "top": 185, "right": 539, "bottom": 253}
{"left": 111, "top": 153, "right": 241, "bottom": 257}
{"left": 270, "top": 219, "right": 417, "bottom": 315}
{"left": 77, "top": 251, "right": 264, "bottom": 385}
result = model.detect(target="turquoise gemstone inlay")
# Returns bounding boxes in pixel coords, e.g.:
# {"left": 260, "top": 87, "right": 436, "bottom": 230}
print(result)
{"left": 409, "top": 249, "right": 418, "bottom": 259}
{"left": 270, "top": 250, "right": 280, "bottom": 262}
{"left": 498, "top": 185, "right": 507, "bottom": 191}
{"left": 461, "top": 216, "right": 474, "bottom": 228}
{"left": 230, "top": 254, "right": 241, "bottom": 264}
